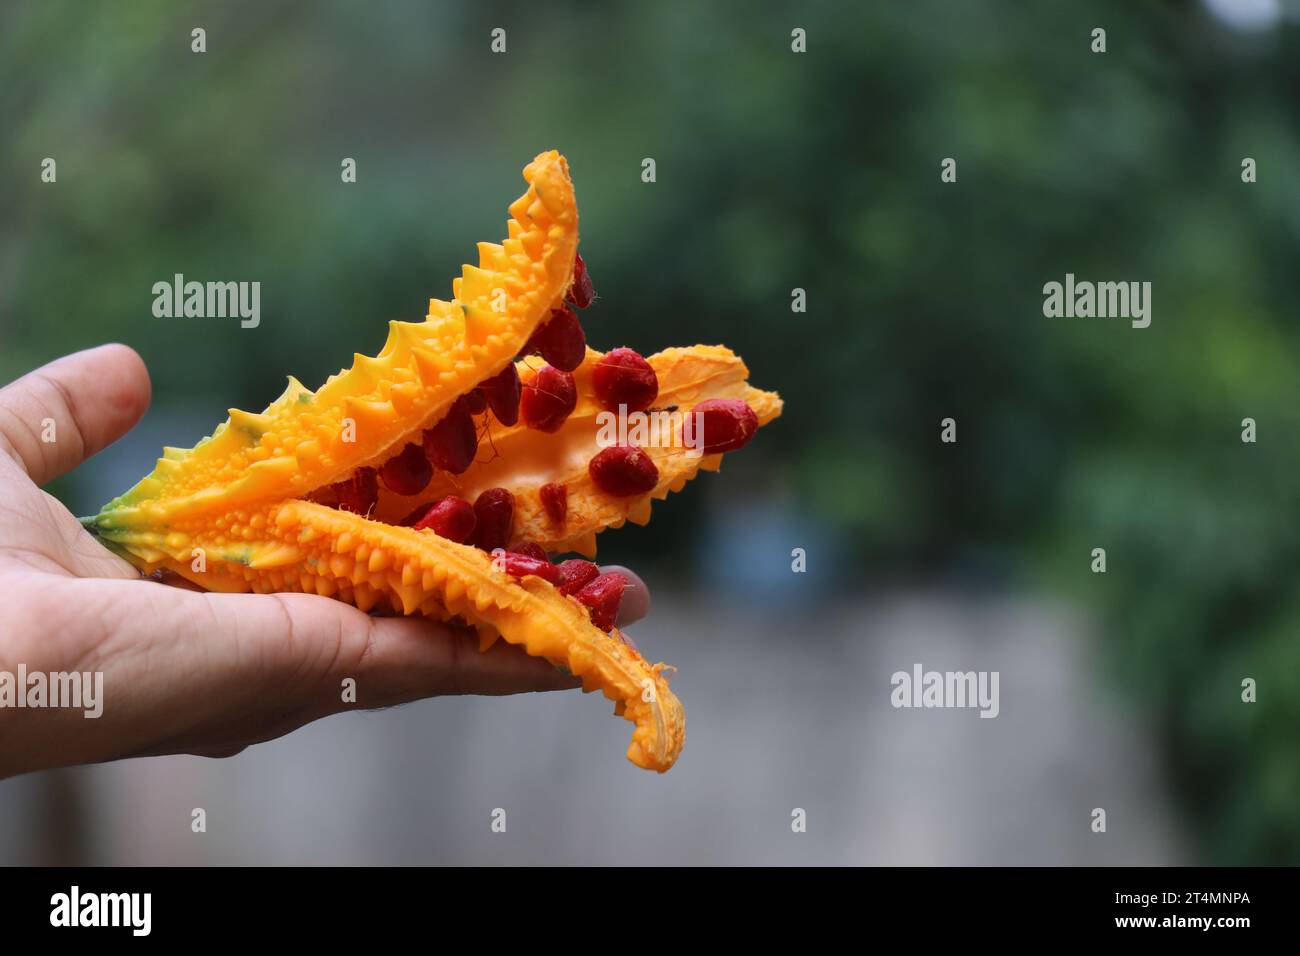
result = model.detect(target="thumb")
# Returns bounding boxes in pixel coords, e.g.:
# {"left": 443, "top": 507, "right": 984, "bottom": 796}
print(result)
{"left": 0, "top": 344, "right": 151, "bottom": 485}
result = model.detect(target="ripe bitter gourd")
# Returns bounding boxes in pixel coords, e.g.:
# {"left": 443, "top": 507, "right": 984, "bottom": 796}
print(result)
{"left": 87, "top": 150, "right": 782, "bottom": 772}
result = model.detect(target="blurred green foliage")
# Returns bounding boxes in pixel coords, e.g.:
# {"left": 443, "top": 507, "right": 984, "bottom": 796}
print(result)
{"left": 2, "top": 0, "right": 1297, "bottom": 862}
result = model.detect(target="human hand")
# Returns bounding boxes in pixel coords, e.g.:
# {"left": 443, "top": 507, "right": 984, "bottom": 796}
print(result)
{"left": 0, "top": 345, "right": 649, "bottom": 779}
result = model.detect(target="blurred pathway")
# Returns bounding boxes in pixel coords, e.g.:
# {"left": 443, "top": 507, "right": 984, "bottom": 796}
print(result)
{"left": 0, "top": 591, "right": 1185, "bottom": 865}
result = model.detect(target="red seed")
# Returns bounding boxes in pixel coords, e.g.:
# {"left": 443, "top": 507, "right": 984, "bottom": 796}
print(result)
{"left": 464, "top": 387, "right": 487, "bottom": 415}
{"left": 378, "top": 442, "right": 433, "bottom": 496}
{"left": 497, "top": 550, "right": 563, "bottom": 585}
{"left": 335, "top": 467, "right": 378, "bottom": 516}
{"left": 556, "top": 559, "right": 600, "bottom": 596}
{"left": 423, "top": 396, "right": 479, "bottom": 474}
{"left": 592, "top": 348, "right": 658, "bottom": 412}
{"left": 539, "top": 482, "right": 568, "bottom": 524}
{"left": 510, "top": 540, "right": 549, "bottom": 562}
{"left": 589, "top": 444, "right": 659, "bottom": 496}
{"left": 522, "top": 306, "right": 586, "bottom": 372}
{"left": 575, "top": 572, "right": 626, "bottom": 632}
{"left": 473, "top": 487, "right": 514, "bottom": 552}
{"left": 566, "top": 252, "right": 595, "bottom": 309}
{"left": 684, "top": 398, "right": 759, "bottom": 454}
{"left": 404, "top": 495, "right": 477, "bottom": 543}
{"left": 520, "top": 365, "right": 577, "bottom": 433}
{"left": 479, "top": 363, "right": 521, "bottom": 426}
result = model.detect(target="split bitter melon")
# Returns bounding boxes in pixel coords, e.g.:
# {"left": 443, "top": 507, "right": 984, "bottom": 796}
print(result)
{"left": 87, "top": 151, "right": 782, "bottom": 772}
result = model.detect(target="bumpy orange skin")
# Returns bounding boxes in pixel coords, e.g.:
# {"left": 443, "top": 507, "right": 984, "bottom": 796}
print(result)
{"left": 88, "top": 152, "right": 782, "bottom": 773}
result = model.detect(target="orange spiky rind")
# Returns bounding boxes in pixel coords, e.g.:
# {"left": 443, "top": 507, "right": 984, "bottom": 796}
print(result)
{"left": 95, "top": 499, "right": 684, "bottom": 771}
{"left": 271, "top": 502, "right": 684, "bottom": 772}
{"left": 93, "top": 150, "right": 578, "bottom": 532}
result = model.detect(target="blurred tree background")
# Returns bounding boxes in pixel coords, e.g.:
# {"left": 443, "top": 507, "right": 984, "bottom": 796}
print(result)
{"left": 1, "top": 0, "right": 1297, "bottom": 863}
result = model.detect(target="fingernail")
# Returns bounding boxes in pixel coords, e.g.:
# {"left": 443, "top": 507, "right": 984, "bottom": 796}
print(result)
{"left": 599, "top": 564, "right": 651, "bottom": 627}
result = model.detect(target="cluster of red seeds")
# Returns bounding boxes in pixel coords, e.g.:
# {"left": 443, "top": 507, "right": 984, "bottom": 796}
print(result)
{"left": 397, "top": 485, "right": 627, "bottom": 632}
{"left": 312, "top": 255, "right": 631, "bottom": 632}
{"left": 311, "top": 252, "right": 758, "bottom": 634}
